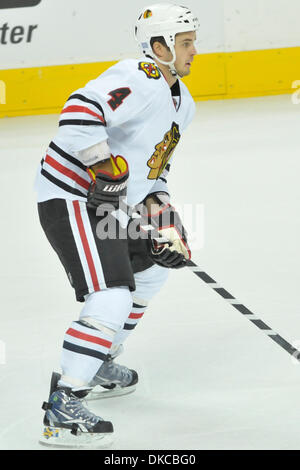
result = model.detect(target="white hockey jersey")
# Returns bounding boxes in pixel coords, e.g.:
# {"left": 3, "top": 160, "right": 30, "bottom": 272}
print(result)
{"left": 35, "top": 58, "right": 195, "bottom": 207}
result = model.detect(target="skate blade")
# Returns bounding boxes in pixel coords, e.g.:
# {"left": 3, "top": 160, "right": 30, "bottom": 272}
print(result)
{"left": 86, "top": 384, "right": 136, "bottom": 401}
{"left": 39, "top": 426, "right": 113, "bottom": 449}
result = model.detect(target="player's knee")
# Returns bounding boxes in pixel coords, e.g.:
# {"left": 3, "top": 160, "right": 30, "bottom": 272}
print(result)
{"left": 134, "top": 264, "right": 169, "bottom": 302}
{"left": 79, "top": 286, "right": 133, "bottom": 331}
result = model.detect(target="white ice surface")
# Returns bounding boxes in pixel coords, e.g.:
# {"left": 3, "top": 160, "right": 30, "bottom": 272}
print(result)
{"left": 0, "top": 94, "right": 299, "bottom": 450}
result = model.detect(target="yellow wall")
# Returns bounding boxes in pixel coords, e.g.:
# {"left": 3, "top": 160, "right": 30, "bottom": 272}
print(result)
{"left": 0, "top": 47, "right": 299, "bottom": 118}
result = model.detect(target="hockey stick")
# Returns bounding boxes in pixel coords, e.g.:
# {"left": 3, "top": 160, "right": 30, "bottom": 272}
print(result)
{"left": 133, "top": 210, "right": 300, "bottom": 362}
{"left": 186, "top": 259, "right": 300, "bottom": 362}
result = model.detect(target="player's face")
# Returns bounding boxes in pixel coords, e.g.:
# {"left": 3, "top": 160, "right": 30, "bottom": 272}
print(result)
{"left": 174, "top": 31, "right": 197, "bottom": 77}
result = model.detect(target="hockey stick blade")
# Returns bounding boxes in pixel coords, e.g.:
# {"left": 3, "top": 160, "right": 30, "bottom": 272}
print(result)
{"left": 186, "top": 259, "right": 300, "bottom": 362}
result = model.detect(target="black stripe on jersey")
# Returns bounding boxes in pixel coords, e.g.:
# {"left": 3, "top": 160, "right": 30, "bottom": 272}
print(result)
{"left": 49, "top": 141, "right": 86, "bottom": 171}
{"left": 63, "top": 341, "right": 107, "bottom": 361}
{"left": 132, "top": 302, "right": 145, "bottom": 309}
{"left": 171, "top": 80, "right": 180, "bottom": 97}
{"left": 123, "top": 323, "right": 136, "bottom": 330}
{"left": 170, "top": 80, "right": 181, "bottom": 111}
{"left": 41, "top": 168, "right": 87, "bottom": 198}
{"left": 165, "top": 164, "right": 171, "bottom": 172}
{"left": 59, "top": 119, "right": 105, "bottom": 127}
{"left": 159, "top": 177, "right": 167, "bottom": 184}
{"left": 67, "top": 93, "right": 106, "bottom": 119}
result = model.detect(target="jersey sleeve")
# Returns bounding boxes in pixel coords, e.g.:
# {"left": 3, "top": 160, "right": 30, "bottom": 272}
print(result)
{"left": 54, "top": 60, "right": 150, "bottom": 157}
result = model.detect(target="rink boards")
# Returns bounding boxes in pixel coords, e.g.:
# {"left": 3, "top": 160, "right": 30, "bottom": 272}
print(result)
{"left": 1, "top": 46, "right": 300, "bottom": 118}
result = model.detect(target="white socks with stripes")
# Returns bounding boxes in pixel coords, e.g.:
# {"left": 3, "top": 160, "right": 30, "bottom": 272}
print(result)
{"left": 57, "top": 283, "right": 156, "bottom": 390}
{"left": 59, "top": 287, "right": 133, "bottom": 389}
{"left": 59, "top": 303, "right": 148, "bottom": 389}
{"left": 110, "top": 300, "right": 147, "bottom": 353}
{"left": 59, "top": 319, "right": 115, "bottom": 388}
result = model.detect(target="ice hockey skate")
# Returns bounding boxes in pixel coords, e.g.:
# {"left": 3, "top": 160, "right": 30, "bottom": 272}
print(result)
{"left": 39, "top": 372, "right": 113, "bottom": 448}
{"left": 86, "top": 352, "right": 139, "bottom": 401}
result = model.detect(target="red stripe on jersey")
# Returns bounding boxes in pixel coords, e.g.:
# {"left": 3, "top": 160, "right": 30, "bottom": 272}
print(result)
{"left": 129, "top": 312, "right": 144, "bottom": 319}
{"left": 61, "top": 105, "right": 105, "bottom": 124}
{"left": 66, "top": 328, "right": 112, "bottom": 348}
{"left": 45, "top": 154, "right": 90, "bottom": 190}
{"left": 72, "top": 200, "right": 101, "bottom": 293}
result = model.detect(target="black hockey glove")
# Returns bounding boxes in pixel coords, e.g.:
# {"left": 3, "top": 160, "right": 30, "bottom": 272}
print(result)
{"left": 86, "top": 156, "right": 129, "bottom": 210}
{"left": 147, "top": 202, "right": 191, "bottom": 269}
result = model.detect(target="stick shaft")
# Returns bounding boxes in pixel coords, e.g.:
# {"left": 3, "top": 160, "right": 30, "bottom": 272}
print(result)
{"left": 137, "top": 211, "right": 299, "bottom": 361}
{"left": 186, "top": 260, "right": 300, "bottom": 361}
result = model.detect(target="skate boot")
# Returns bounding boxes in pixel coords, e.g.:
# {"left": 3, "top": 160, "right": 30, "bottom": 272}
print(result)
{"left": 39, "top": 372, "right": 113, "bottom": 448}
{"left": 87, "top": 351, "right": 138, "bottom": 401}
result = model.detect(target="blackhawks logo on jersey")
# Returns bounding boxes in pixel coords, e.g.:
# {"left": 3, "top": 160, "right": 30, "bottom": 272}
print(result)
{"left": 147, "top": 122, "right": 180, "bottom": 180}
{"left": 138, "top": 62, "right": 161, "bottom": 80}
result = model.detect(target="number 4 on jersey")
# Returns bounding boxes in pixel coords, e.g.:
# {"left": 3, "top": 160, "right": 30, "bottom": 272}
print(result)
{"left": 107, "top": 87, "right": 131, "bottom": 111}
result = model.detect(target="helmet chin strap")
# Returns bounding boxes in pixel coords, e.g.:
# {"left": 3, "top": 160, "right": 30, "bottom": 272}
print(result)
{"left": 150, "top": 45, "right": 178, "bottom": 77}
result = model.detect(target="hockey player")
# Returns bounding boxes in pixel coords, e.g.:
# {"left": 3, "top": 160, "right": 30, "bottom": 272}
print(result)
{"left": 36, "top": 3, "right": 199, "bottom": 447}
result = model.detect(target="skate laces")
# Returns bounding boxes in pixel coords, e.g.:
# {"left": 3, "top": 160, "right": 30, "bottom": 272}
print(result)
{"left": 52, "top": 390, "right": 101, "bottom": 425}
{"left": 65, "top": 396, "right": 100, "bottom": 425}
